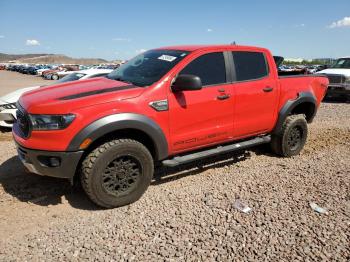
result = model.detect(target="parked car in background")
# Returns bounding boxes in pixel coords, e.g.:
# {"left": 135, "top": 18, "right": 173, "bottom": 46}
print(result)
{"left": 18, "top": 65, "right": 30, "bottom": 74}
{"left": 36, "top": 66, "right": 54, "bottom": 76}
{"left": 42, "top": 68, "right": 59, "bottom": 78}
{"left": 43, "top": 65, "right": 80, "bottom": 80}
{"left": 49, "top": 70, "right": 80, "bottom": 80}
{"left": 318, "top": 57, "right": 350, "bottom": 100}
{"left": 307, "top": 65, "right": 329, "bottom": 74}
{"left": 26, "top": 66, "right": 40, "bottom": 75}
{"left": 0, "top": 69, "right": 112, "bottom": 127}
{"left": 95, "top": 64, "right": 120, "bottom": 70}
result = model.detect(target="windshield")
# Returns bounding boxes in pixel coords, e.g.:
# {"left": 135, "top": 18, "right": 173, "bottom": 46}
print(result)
{"left": 57, "top": 72, "right": 86, "bottom": 83}
{"left": 331, "top": 58, "right": 350, "bottom": 69}
{"left": 107, "top": 49, "right": 190, "bottom": 87}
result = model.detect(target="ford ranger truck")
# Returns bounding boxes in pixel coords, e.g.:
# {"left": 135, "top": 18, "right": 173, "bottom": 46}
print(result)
{"left": 12, "top": 45, "right": 329, "bottom": 208}
{"left": 318, "top": 57, "right": 350, "bottom": 101}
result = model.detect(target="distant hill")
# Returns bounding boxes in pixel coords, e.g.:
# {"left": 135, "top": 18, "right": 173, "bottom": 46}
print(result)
{"left": 0, "top": 53, "right": 109, "bottom": 65}
{"left": 0, "top": 53, "right": 52, "bottom": 62}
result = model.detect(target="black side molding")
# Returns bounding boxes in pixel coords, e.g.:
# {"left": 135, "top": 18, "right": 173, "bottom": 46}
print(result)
{"left": 162, "top": 136, "right": 271, "bottom": 167}
{"left": 67, "top": 113, "right": 169, "bottom": 160}
{"left": 273, "top": 92, "right": 316, "bottom": 135}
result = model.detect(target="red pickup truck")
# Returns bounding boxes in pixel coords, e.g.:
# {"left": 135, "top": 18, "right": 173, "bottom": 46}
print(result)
{"left": 13, "top": 45, "right": 328, "bottom": 208}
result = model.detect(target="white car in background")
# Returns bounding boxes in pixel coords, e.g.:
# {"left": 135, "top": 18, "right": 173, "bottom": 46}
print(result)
{"left": 45, "top": 66, "right": 91, "bottom": 80}
{"left": 0, "top": 69, "right": 113, "bottom": 128}
{"left": 45, "top": 70, "right": 79, "bottom": 80}
{"left": 318, "top": 57, "right": 350, "bottom": 100}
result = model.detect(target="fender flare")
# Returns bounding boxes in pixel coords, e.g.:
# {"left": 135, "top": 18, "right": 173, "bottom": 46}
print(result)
{"left": 67, "top": 113, "right": 169, "bottom": 160}
{"left": 273, "top": 92, "right": 317, "bottom": 134}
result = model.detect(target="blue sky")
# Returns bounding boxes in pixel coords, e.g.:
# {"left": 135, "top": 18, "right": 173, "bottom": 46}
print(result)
{"left": 0, "top": 0, "right": 349, "bottom": 60}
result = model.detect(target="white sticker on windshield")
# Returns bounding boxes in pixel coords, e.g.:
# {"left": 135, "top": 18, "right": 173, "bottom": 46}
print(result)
{"left": 158, "top": 55, "right": 177, "bottom": 62}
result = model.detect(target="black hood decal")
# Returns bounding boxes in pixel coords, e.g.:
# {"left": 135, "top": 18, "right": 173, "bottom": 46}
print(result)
{"left": 58, "top": 85, "right": 138, "bottom": 100}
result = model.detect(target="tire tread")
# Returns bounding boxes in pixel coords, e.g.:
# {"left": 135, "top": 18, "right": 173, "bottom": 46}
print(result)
{"left": 271, "top": 114, "right": 307, "bottom": 157}
{"left": 81, "top": 139, "right": 151, "bottom": 208}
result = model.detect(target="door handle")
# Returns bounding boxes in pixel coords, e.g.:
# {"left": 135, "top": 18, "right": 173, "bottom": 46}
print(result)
{"left": 217, "top": 94, "right": 230, "bottom": 100}
{"left": 263, "top": 86, "right": 273, "bottom": 92}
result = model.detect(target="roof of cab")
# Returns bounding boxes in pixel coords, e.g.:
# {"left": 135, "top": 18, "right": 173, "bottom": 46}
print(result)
{"left": 156, "top": 44, "right": 269, "bottom": 52}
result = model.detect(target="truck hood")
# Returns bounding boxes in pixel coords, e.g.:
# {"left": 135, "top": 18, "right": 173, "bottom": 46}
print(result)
{"left": 19, "top": 77, "right": 145, "bottom": 114}
{"left": 0, "top": 86, "right": 40, "bottom": 104}
{"left": 318, "top": 68, "right": 350, "bottom": 76}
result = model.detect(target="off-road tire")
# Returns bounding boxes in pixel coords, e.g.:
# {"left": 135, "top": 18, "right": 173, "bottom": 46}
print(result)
{"left": 81, "top": 139, "right": 154, "bottom": 208}
{"left": 271, "top": 114, "right": 308, "bottom": 157}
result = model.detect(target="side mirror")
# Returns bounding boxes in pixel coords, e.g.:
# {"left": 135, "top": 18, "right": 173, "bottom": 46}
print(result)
{"left": 171, "top": 74, "right": 202, "bottom": 92}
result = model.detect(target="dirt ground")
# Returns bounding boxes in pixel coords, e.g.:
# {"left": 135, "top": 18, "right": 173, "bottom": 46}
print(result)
{"left": 0, "top": 71, "right": 349, "bottom": 261}
{"left": 0, "top": 70, "right": 49, "bottom": 96}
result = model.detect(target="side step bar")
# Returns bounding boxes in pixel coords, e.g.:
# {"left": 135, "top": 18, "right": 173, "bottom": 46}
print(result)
{"left": 162, "top": 136, "right": 271, "bottom": 167}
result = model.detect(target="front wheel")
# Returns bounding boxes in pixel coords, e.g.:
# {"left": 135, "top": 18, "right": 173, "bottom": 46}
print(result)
{"left": 81, "top": 139, "right": 154, "bottom": 208}
{"left": 270, "top": 114, "right": 308, "bottom": 157}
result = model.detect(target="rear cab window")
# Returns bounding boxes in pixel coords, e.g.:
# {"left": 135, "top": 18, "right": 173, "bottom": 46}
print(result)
{"left": 232, "top": 51, "right": 268, "bottom": 81}
{"left": 179, "top": 52, "right": 226, "bottom": 86}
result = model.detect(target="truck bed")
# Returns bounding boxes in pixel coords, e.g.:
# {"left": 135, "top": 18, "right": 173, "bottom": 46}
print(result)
{"left": 278, "top": 74, "right": 328, "bottom": 108}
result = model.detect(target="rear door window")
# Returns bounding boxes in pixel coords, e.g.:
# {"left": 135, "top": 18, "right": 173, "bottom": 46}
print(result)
{"left": 179, "top": 52, "right": 226, "bottom": 86}
{"left": 232, "top": 51, "right": 268, "bottom": 81}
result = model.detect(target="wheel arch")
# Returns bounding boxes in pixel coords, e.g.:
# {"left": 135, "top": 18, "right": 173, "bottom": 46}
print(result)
{"left": 67, "top": 113, "right": 169, "bottom": 161}
{"left": 273, "top": 92, "right": 317, "bottom": 134}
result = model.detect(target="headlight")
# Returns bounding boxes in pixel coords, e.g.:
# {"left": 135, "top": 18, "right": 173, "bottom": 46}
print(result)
{"left": 29, "top": 114, "right": 75, "bottom": 130}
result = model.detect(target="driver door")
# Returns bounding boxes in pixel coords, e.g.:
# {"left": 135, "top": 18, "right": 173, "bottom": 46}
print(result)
{"left": 168, "top": 51, "right": 234, "bottom": 153}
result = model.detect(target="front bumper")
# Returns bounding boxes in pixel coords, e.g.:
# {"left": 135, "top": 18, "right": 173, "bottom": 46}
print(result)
{"left": 16, "top": 144, "right": 84, "bottom": 181}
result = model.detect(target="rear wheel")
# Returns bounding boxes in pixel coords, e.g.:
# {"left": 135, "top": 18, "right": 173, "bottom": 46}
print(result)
{"left": 81, "top": 139, "right": 154, "bottom": 208}
{"left": 271, "top": 114, "right": 308, "bottom": 157}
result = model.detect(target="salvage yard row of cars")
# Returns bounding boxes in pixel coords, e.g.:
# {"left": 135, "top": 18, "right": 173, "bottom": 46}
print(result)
{"left": 4, "top": 63, "right": 121, "bottom": 80}
{"left": 278, "top": 64, "right": 328, "bottom": 74}
{"left": 1, "top": 54, "right": 350, "bottom": 129}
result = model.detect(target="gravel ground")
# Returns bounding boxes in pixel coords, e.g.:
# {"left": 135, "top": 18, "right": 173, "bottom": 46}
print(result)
{"left": 0, "top": 101, "right": 349, "bottom": 261}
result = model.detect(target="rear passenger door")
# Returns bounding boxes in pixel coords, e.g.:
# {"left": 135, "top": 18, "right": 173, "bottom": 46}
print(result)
{"left": 231, "top": 51, "right": 279, "bottom": 138}
{"left": 168, "top": 51, "right": 234, "bottom": 153}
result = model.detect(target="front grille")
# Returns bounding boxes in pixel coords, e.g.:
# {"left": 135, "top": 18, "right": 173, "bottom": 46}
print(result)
{"left": 326, "top": 74, "right": 345, "bottom": 84}
{"left": 16, "top": 105, "right": 31, "bottom": 138}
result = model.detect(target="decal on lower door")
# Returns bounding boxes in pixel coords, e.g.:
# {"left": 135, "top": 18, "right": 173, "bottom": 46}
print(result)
{"left": 174, "top": 132, "right": 228, "bottom": 147}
